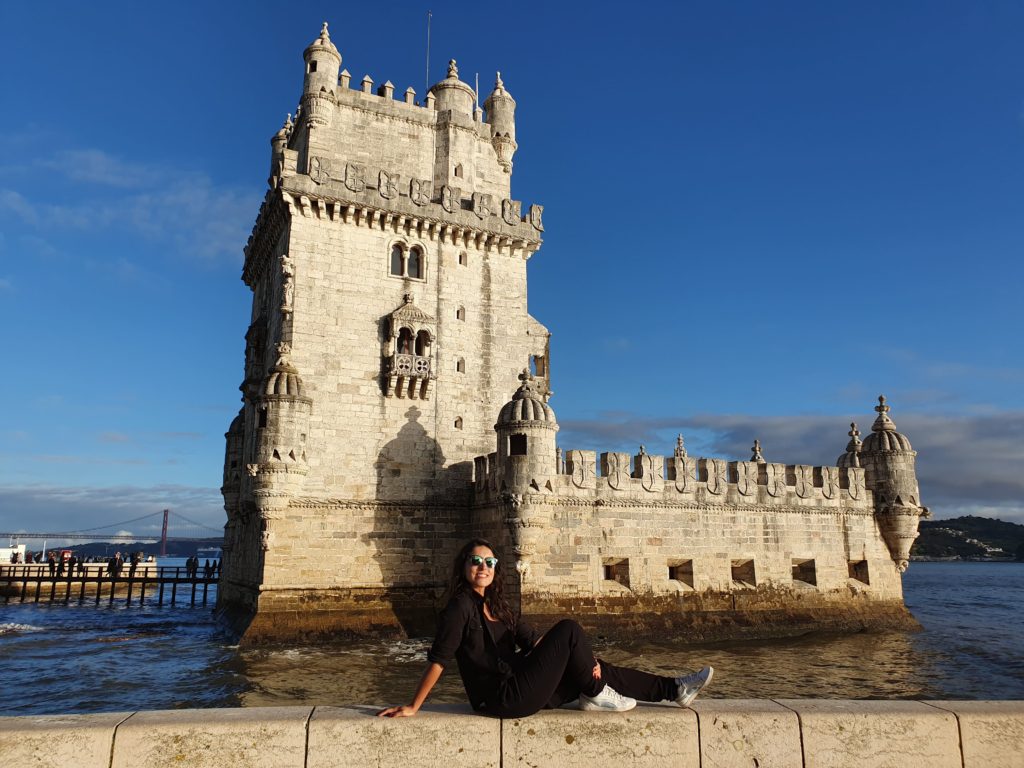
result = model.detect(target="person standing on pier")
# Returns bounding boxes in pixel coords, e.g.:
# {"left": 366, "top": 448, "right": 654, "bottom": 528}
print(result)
{"left": 47, "top": 551, "right": 56, "bottom": 576}
{"left": 378, "top": 538, "right": 714, "bottom": 719}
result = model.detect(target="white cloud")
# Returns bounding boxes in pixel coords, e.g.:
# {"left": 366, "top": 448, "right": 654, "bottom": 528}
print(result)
{"left": 0, "top": 147, "right": 259, "bottom": 263}
{"left": 41, "top": 149, "right": 159, "bottom": 188}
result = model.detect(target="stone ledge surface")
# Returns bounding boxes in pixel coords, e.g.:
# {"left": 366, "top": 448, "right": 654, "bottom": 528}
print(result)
{"left": 0, "top": 700, "right": 1021, "bottom": 768}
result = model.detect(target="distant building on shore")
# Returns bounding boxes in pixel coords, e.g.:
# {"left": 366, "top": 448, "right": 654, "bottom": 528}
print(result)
{"left": 217, "top": 23, "right": 930, "bottom": 645}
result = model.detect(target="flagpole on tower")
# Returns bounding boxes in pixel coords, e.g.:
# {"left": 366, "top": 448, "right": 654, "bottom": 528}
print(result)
{"left": 424, "top": 10, "right": 432, "bottom": 99}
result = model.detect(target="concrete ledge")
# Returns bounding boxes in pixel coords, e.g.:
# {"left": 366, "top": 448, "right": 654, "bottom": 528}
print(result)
{"left": 1, "top": 700, "right": 1021, "bottom": 768}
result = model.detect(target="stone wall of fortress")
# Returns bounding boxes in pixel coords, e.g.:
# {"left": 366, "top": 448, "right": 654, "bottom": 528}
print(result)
{"left": 469, "top": 452, "right": 912, "bottom": 639}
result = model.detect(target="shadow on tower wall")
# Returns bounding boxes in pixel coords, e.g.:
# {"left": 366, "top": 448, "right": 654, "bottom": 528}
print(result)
{"left": 370, "top": 405, "right": 474, "bottom": 636}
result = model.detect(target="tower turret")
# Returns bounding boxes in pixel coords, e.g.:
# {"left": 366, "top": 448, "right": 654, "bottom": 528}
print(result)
{"left": 858, "top": 396, "right": 930, "bottom": 572}
{"left": 303, "top": 22, "right": 341, "bottom": 96}
{"left": 250, "top": 343, "right": 312, "bottom": 522}
{"left": 836, "top": 423, "right": 862, "bottom": 468}
{"left": 429, "top": 59, "right": 475, "bottom": 118}
{"left": 483, "top": 72, "right": 517, "bottom": 173}
{"left": 494, "top": 370, "right": 558, "bottom": 494}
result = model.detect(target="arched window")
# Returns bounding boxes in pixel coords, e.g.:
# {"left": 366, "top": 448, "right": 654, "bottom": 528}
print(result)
{"left": 456, "top": 358, "right": 465, "bottom": 373}
{"left": 454, "top": 163, "right": 463, "bottom": 178}
{"left": 415, "top": 330, "right": 430, "bottom": 356}
{"left": 454, "top": 417, "right": 463, "bottom": 430}
{"left": 397, "top": 327, "right": 414, "bottom": 354}
{"left": 407, "top": 247, "right": 422, "bottom": 279}
{"left": 456, "top": 306, "right": 466, "bottom": 321}
{"left": 390, "top": 245, "right": 404, "bottom": 276}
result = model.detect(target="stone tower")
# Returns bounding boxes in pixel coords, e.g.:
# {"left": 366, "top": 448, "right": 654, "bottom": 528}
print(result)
{"left": 219, "top": 23, "right": 548, "bottom": 643}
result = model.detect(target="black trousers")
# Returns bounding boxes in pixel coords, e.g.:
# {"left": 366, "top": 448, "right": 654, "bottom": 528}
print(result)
{"left": 482, "top": 619, "right": 678, "bottom": 719}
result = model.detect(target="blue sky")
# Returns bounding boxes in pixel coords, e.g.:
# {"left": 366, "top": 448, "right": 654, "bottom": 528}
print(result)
{"left": 1, "top": 1, "right": 1022, "bottom": 539}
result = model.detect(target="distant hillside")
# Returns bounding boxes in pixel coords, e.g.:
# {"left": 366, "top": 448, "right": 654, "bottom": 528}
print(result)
{"left": 912, "top": 516, "right": 1024, "bottom": 560}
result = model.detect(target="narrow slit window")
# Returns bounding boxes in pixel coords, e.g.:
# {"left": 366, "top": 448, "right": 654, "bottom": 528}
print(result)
{"left": 731, "top": 559, "right": 756, "bottom": 587}
{"left": 603, "top": 558, "right": 630, "bottom": 588}
{"left": 456, "top": 358, "right": 466, "bottom": 373}
{"left": 792, "top": 559, "right": 817, "bottom": 587}
{"left": 456, "top": 306, "right": 466, "bottom": 321}
{"left": 848, "top": 560, "right": 870, "bottom": 585}
{"left": 454, "top": 417, "right": 463, "bottom": 430}
{"left": 668, "top": 559, "right": 694, "bottom": 588}
{"left": 459, "top": 252, "right": 468, "bottom": 266}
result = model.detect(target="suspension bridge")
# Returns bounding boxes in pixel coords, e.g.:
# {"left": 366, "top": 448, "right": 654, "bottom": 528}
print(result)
{"left": 1, "top": 509, "right": 223, "bottom": 556}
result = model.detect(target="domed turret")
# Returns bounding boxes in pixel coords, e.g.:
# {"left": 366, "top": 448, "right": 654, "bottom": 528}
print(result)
{"left": 483, "top": 72, "right": 517, "bottom": 172}
{"left": 836, "top": 423, "right": 862, "bottom": 468}
{"left": 494, "top": 370, "right": 558, "bottom": 493}
{"left": 303, "top": 22, "right": 341, "bottom": 96}
{"left": 429, "top": 59, "right": 476, "bottom": 118}
{"left": 858, "top": 396, "right": 929, "bottom": 572}
{"left": 250, "top": 343, "right": 313, "bottom": 517}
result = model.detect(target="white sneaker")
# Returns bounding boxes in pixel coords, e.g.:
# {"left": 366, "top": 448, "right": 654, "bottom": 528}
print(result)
{"left": 674, "top": 666, "right": 713, "bottom": 707}
{"left": 579, "top": 685, "right": 637, "bottom": 712}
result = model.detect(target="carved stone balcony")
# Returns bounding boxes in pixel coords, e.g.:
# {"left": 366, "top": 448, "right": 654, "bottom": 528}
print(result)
{"left": 385, "top": 354, "right": 434, "bottom": 399}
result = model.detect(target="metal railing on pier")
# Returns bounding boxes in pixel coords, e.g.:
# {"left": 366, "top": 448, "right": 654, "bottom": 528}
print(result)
{"left": 0, "top": 564, "right": 218, "bottom": 608}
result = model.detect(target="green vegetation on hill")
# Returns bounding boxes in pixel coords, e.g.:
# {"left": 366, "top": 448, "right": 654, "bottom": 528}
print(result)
{"left": 912, "top": 515, "right": 1024, "bottom": 560}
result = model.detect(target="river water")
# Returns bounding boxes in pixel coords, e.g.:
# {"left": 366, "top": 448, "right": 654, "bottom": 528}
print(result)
{"left": 2, "top": 562, "right": 1022, "bottom": 716}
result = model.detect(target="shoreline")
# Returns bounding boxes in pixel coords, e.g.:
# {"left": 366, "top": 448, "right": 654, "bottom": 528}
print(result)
{"left": 2, "top": 700, "right": 1021, "bottom": 767}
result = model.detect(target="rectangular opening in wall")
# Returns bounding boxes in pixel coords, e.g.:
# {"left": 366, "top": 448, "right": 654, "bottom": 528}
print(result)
{"left": 257, "top": 408, "right": 268, "bottom": 428}
{"left": 848, "top": 559, "right": 870, "bottom": 585}
{"left": 667, "top": 559, "right": 694, "bottom": 589}
{"left": 509, "top": 434, "right": 527, "bottom": 456}
{"left": 792, "top": 558, "right": 817, "bottom": 587}
{"left": 731, "top": 558, "right": 756, "bottom": 588}
{"left": 602, "top": 558, "right": 630, "bottom": 589}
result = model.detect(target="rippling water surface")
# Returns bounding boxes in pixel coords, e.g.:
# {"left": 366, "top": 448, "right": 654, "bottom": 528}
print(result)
{"left": 2, "top": 562, "right": 1022, "bottom": 715}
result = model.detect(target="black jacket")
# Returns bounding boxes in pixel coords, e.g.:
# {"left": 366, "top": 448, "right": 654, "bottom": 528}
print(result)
{"left": 427, "top": 590, "right": 539, "bottom": 710}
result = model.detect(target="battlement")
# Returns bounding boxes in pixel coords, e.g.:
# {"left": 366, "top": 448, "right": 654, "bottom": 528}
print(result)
{"left": 472, "top": 444, "right": 870, "bottom": 509}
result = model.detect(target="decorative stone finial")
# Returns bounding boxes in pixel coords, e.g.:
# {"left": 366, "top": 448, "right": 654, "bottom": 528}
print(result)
{"left": 751, "top": 439, "right": 765, "bottom": 463}
{"left": 320, "top": 21, "right": 330, "bottom": 40}
{"left": 495, "top": 71, "right": 504, "bottom": 89}
{"left": 447, "top": 59, "right": 459, "bottom": 79}
{"left": 638, "top": 445, "right": 647, "bottom": 457}
{"left": 403, "top": 293, "right": 414, "bottom": 304}
{"left": 675, "top": 434, "right": 687, "bottom": 459}
{"left": 872, "top": 394, "right": 897, "bottom": 432}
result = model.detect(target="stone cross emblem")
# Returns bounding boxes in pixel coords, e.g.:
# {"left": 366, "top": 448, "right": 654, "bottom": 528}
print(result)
{"left": 502, "top": 199, "right": 521, "bottom": 225}
{"left": 345, "top": 163, "right": 365, "bottom": 192}
{"left": 409, "top": 179, "right": 431, "bottom": 206}
{"left": 378, "top": 170, "right": 398, "bottom": 200}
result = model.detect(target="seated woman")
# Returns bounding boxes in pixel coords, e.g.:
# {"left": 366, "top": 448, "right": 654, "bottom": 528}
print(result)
{"left": 378, "top": 538, "right": 713, "bottom": 719}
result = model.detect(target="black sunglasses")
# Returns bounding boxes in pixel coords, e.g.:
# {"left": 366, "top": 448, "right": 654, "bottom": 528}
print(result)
{"left": 467, "top": 555, "right": 498, "bottom": 568}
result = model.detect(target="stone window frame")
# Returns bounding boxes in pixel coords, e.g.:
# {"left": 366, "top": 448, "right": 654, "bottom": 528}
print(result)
{"left": 386, "top": 237, "right": 428, "bottom": 282}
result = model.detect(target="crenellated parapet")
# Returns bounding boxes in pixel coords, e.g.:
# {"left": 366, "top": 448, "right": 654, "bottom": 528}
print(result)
{"left": 473, "top": 445, "right": 870, "bottom": 512}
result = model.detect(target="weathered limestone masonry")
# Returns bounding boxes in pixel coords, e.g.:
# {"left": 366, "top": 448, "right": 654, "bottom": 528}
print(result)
{"left": 3, "top": 701, "right": 1023, "bottom": 768}
{"left": 218, "top": 22, "right": 929, "bottom": 644}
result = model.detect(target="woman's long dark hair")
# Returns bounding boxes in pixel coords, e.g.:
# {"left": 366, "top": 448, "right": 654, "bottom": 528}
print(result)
{"left": 447, "top": 538, "right": 516, "bottom": 630}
